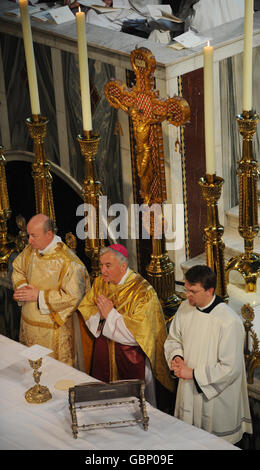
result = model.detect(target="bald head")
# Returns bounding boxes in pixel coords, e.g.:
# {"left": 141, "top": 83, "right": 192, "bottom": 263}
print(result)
{"left": 27, "top": 214, "right": 55, "bottom": 251}
{"left": 28, "top": 214, "right": 55, "bottom": 232}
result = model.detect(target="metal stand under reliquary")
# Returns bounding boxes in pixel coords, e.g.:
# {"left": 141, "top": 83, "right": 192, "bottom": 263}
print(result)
{"left": 68, "top": 379, "right": 149, "bottom": 439}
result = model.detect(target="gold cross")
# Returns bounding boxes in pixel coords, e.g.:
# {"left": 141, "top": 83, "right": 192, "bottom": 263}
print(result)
{"left": 105, "top": 47, "right": 190, "bottom": 204}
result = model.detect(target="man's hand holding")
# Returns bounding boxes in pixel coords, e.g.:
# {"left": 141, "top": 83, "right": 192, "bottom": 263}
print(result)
{"left": 170, "top": 356, "right": 184, "bottom": 371}
{"left": 13, "top": 285, "right": 39, "bottom": 302}
{"left": 171, "top": 359, "right": 193, "bottom": 380}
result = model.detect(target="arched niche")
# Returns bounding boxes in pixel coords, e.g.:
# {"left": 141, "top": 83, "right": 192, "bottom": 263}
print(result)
{"left": 4, "top": 149, "right": 90, "bottom": 271}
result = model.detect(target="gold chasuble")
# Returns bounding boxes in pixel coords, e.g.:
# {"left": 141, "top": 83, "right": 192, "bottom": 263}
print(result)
{"left": 78, "top": 270, "right": 174, "bottom": 392}
{"left": 12, "top": 242, "right": 89, "bottom": 366}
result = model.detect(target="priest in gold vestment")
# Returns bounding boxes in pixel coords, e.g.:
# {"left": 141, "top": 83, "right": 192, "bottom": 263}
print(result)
{"left": 78, "top": 244, "right": 174, "bottom": 405}
{"left": 12, "top": 214, "right": 90, "bottom": 366}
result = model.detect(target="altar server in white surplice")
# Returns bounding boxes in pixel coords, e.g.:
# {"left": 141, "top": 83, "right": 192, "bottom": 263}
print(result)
{"left": 164, "top": 265, "right": 252, "bottom": 445}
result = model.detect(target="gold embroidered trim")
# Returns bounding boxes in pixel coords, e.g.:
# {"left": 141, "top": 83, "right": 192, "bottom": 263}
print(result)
{"left": 22, "top": 314, "right": 59, "bottom": 330}
{"left": 43, "top": 256, "right": 71, "bottom": 326}
{"left": 58, "top": 257, "right": 70, "bottom": 284}
{"left": 15, "top": 279, "right": 28, "bottom": 289}
{"left": 22, "top": 316, "right": 59, "bottom": 360}
{"left": 35, "top": 242, "right": 85, "bottom": 267}
{"left": 108, "top": 339, "right": 118, "bottom": 381}
{"left": 43, "top": 289, "right": 64, "bottom": 327}
{"left": 24, "top": 244, "right": 33, "bottom": 272}
{"left": 53, "top": 327, "right": 59, "bottom": 360}
{"left": 49, "top": 312, "right": 64, "bottom": 327}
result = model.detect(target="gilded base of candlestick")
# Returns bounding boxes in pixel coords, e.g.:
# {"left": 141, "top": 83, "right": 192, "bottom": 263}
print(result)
{"left": 146, "top": 242, "right": 182, "bottom": 318}
{"left": 77, "top": 131, "right": 104, "bottom": 280}
{"left": 226, "top": 110, "right": 260, "bottom": 293}
{"left": 25, "top": 358, "right": 52, "bottom": 404}
{"left": 143, "top": 209, "right": 182, "bottom": 318}
{"left": 199, "top": 175, "right": 228, "bottom": 302}
{"left": 241, "top": 303, "right": 254, "bottom": 369}
{"left": 226, "top": 253, "right": 260, "bottom": 293}
{"left": 241, "top": 303, "right": 260, "bottom": 384}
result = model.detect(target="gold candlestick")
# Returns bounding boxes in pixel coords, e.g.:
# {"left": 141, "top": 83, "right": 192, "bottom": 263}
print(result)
{"left": 25, "top": 357, "right": 52, "bottom": 403}
{"left": 145, "top": 208, "right": 182, "bottom": 316}
{"left": 146, "top": 240, "right": 182, "bottom": 315}
{"left": 199, "top": 174, "right": 228, "bottom": 301}
{"left": 226, "top": 110, "right": 260, "bottom": 292}
{"left": 241, "top": 303, "right": 260, "bottom": 384}
{"left": 0, "top": 146, "right": 16, "bottom": 274}
{"left": 26, "top": 115, "right": 56, "bottom": 229}
{"left": 77, "top": 130, "right": 104, "bottom": 280}
{"left": 241, "top": 303, "right": 255, "bottom": 369}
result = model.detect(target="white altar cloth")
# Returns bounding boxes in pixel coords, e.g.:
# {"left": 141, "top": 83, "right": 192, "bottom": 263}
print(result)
{"left": 0, "top": 335, "right": 237, "bottom": 451}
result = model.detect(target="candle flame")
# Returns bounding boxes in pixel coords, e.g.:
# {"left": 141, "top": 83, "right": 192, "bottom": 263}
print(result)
{"left": 207, "top": 40, "right": 210, "bottom": 47}
{"left": 78, "top": 6, "right": 81, "bottom": 12}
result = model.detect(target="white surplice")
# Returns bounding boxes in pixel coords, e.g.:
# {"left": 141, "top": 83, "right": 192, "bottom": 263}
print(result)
{"left": 164, "top": 299, "right": 252, "bottom": 444}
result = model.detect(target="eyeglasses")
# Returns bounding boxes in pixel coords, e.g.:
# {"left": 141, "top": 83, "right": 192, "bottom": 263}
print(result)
{"left": 184, "top": 288, "right": 205, "bottom": 296}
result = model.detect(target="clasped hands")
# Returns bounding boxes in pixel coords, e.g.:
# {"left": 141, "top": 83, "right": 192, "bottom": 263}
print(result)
{"left": 13, "top": 285, "right": 39, "bottom": 302}
{"left": 96, "top": 294, "right": 114, "bottom": 320}
{"left": 170, "top": 356, "right": 193, "bottom": 380}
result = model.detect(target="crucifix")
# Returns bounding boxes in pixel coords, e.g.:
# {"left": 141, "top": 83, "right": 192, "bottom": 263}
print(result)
{"left": 105, "top": 47, "right": 190, "bottom": 316}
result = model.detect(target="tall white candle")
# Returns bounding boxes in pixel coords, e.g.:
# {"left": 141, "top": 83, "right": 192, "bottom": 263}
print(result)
{"left": 76, "top": 9, "right": 92, "bottom": 131}
{"left": 243, "top": 0, "right": 254, "bottom": 111}
{"left": 19, "top": 0, "right": 40, "bottom": 116}
{"left": 203, "top": 42, "right": 215, "bottom": 175}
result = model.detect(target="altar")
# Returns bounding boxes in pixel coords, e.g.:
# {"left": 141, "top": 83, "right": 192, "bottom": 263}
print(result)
{"left": 0, "top": 1, "right": 260, "bottom": 452}
{"left": 0, "top": 334, "right": 238, "bottom": 451}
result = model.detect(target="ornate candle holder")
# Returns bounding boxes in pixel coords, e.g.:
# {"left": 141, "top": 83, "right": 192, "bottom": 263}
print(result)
{"left": 0, "top": 146, "right": 16, "bottom": 275}
{"left": 26, "top": 115, "right": 56, "bottom": 229}
{"left": 77, "top": 130, "right": 104, "bottom": 280}
{"left": 241, "top": 303, "right": 260, "bottom": 384}
{"left": 241, "top": 303, "right": 255, "bottom": 369}
{"left": 25, "top": 357, "right": 52, "bottom": 404}
{"left": 145, "top": 208, "right": 182, "bottom": 317}
{"left": 226, "top": 110, "right": 260, "bottom": 292}
{"left": 146, "top": 239, "right": 182, "bottom": 316}
{"left": 199, "top": 174, "right": 228, "bottom": 301}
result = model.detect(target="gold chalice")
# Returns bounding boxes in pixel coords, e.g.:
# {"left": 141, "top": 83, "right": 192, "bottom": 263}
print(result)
{"left": 25, "top": 357, "right": 52, "bottom": 404}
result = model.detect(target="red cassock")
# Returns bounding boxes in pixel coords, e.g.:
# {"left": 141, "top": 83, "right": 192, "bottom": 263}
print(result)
{"left": 91, "top": 333, "right": 145, "bottom": 382}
